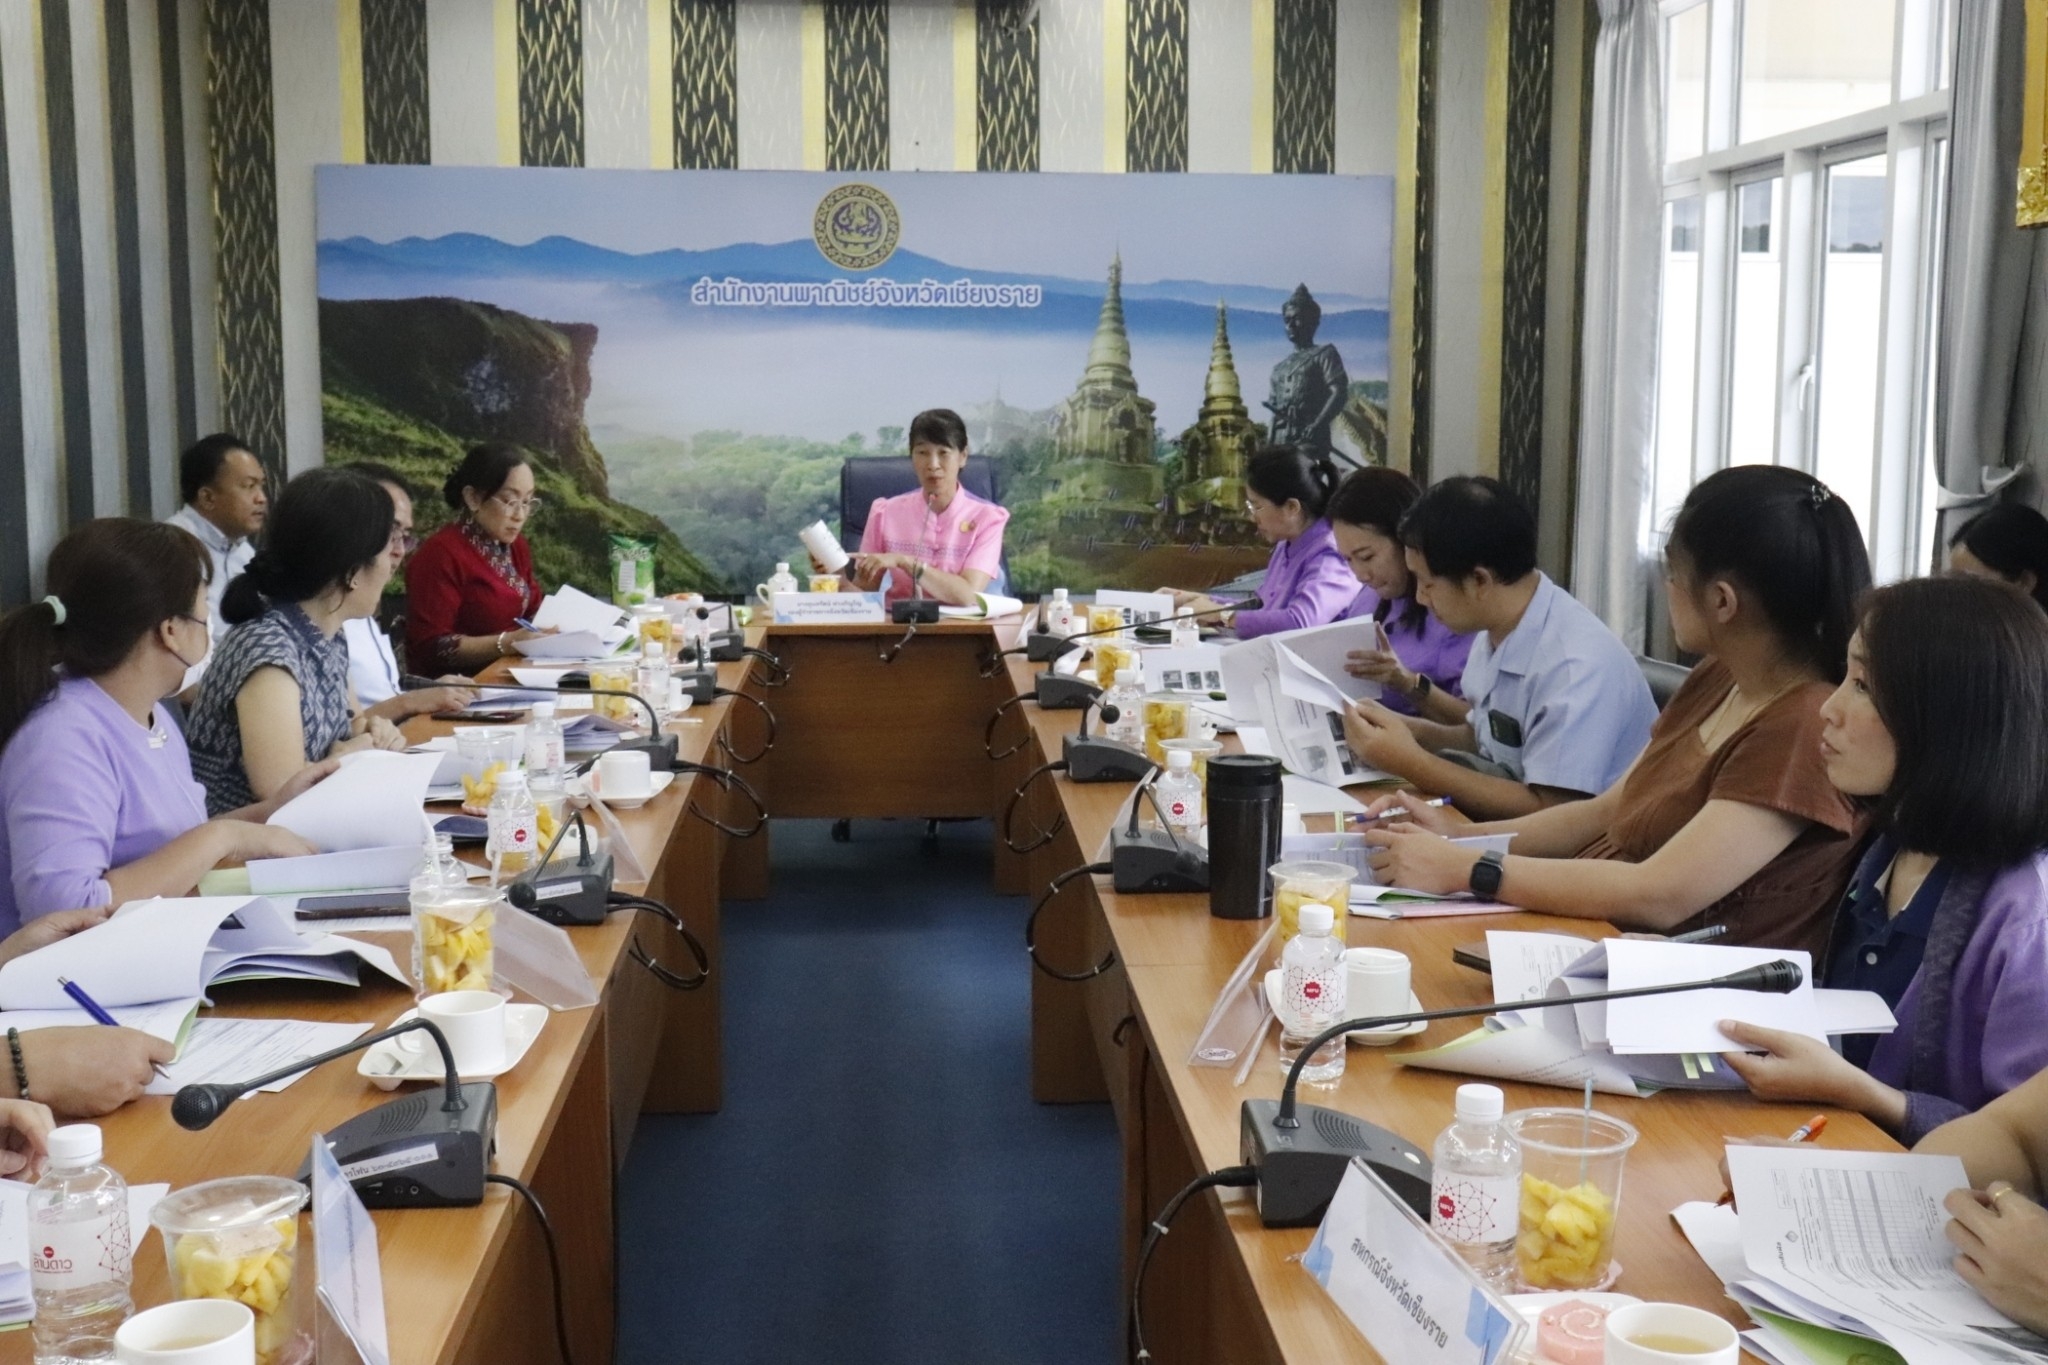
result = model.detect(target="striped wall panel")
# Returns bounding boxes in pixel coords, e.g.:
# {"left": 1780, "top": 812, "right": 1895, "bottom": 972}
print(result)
{"left": 976, "top": 1, "right": 1038, "bottom": 170}
{"left": 826, "top": 0, "right": 889, "bottom": 171}
{"left": 207, "top": 0, "right": 287, "bottom": 473}
{"left": 1126, "top": 0, "right": 1187, "bottom": 171}
{"left": 1496, "top": 0, "right": 1552, "bottom": 519}
{"left": 158, "top": 0, "right": 197, "bottom": 449}
{"left": 41, "top": 0, "right": 94, "bottom": 523}
{"left": 108, "top": 0, "right": 152, "bottom": 516}
{"left": 518, "top": 0, "right": 584, "bottom": 167}
{"left": 672, "top": 0, "right": 737, "bottom": 168}
{"left": 362, "top": 0, "right": 432, "bottom": 164}
{"left": 1407, "top": 0, "right": 1437, "bottom": 484}
{"left": 0, "top": 36, "right": 24, "bottom": 605}
{"left": 1273, "top": 0, "right": 1333, "bottom": 172}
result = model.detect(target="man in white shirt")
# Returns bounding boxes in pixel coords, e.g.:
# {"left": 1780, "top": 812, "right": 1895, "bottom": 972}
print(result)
{"left": 164, "top": 434, "right": 267, "bottom": 680}
{"left": 342, "top": 463, "right": 475, "bottom": 721}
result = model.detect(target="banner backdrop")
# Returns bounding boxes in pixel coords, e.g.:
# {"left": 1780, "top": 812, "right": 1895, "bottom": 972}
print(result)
{"left": 315, "top": 166, "right": 1392, "bottom": 597}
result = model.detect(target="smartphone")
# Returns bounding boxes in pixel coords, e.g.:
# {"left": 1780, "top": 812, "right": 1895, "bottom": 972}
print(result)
{"left": 435, "top": 814, "right": 489, "bottom": 844}
{"left": 436, "top": 710, "right": 526, "bottom": 723}
{"left": 296, "top": 891, "right": 410, "bottom": 918}
{"left": 1452, "top": 941, "right": 1491, "bottom": 974}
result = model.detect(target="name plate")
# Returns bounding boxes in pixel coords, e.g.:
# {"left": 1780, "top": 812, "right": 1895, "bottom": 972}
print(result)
{"left": 771, "top": 591, "right": 885, "bottom": 624}
{"left": 1303, "top": 1161, "right": 1525, "bottom": 1365}
{"left": 311, "top": 1137, "right": 392, "bottom": 1365}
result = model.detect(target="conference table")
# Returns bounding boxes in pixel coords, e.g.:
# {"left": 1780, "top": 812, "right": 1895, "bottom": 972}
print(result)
{"left": 11, "top": 615, "right": 1892, "bottom": 1364}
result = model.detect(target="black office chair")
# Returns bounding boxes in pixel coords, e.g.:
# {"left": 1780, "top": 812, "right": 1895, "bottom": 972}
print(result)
{"left": 834, "top": 457, "right": 1010, "bottom": 846}
{"left": 1636, "top": 655, "right": 1692, "bottom": 712}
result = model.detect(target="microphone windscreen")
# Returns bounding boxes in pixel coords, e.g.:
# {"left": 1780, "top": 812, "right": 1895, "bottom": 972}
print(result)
{"left": 1718, "top": 959, "right": 1804, "bottom": 994}
{"left": 171, "top": 1084, "right": 234, "bottom": 1131}
{"left": 506, "top": 880, "right": 537, "bottom": 910}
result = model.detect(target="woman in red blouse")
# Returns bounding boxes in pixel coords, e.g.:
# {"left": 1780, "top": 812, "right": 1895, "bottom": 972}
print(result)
{"left": 404, "top": 445, "right": 551, "bottom": 675}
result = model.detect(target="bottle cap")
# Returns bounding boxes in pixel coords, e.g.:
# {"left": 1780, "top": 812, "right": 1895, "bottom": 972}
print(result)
{"left": 1166, "top": 748, "right": 1193, "bottom": 771}
{"left": 47, "top": 1124, "right": 102, "bottom": 1166}
{"left": 1053, "top": 588, "right": 1068, "bottom": 599}
{"left": 1115, "top": 667, "right": 1140, "bottom": 686}
{"left": 775, "top": 562, "right": 789, "bottom": 572}
{"left": 1297, "top": 902, "right": 1335, "bottom": 936}
{"left": 1454, "top": 1083, "right": 1505, "bottom": 1122}
{"left": 496, "top": 770, "right": 528, "bottom": 794}
{"left": 532, "top": 701, "right": 555, "bottom": 720}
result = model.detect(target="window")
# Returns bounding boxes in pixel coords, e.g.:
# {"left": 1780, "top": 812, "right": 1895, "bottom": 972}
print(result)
{"left": 1650, "top": 0, "right": 1953, "bottom": 583}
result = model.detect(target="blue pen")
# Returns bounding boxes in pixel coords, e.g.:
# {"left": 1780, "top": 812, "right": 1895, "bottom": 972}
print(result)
{"left": 513, "top": 618, "right": 536, "bottom": 631}
{"left": 59, "top": 977, "right": 171, "bottom": 1077}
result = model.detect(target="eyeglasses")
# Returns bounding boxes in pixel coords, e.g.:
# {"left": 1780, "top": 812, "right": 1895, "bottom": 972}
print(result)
{"left": 488, "top": 492, "right": 544, "bottom": 515}
{"left": 174, "top": 612, "right": 210, "bottom": 631}
{"left": 388, "top": 525, "right": 419, "bottom": 554}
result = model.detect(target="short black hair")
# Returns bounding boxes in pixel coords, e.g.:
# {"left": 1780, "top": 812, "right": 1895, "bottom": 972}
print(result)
{"left": 442, "top": 444, "right": 529, "bottom": 511}
{"left": 343, "top": 460, "right": 411, "bottom": 497}
{"left": 1668, "top": 465, "right": 1872, "bottom": 683}
{"left": 1398, "top": 476, "right": 1537, "bottom": 583}
{"left": 907, "top": 409, "right": 968, "bottom": 452}
{"left": 179, "top": 433, "right": 253, "bottom": 505}
{"left": 1951, "top": 503, "right": 2048, "bottom": 611}
{"left": 223, "top": 467, "right": 394, "bottom": 625}
{"left": 1245, "top": 445, "right": 1339, "bottom": 520}
{"left": 1860, "top": 575, "right": 2048, "bottom": 867}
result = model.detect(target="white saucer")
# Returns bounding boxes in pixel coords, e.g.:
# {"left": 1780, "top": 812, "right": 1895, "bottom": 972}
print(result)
{"left": 1261, "top": 972, "right": 1428, "bottom": 1045}
{"left": 572, "top": 769, "right": 675, "bottom": 810}
{"left": 358, "top": 1003, "right": 548, "bottom": 1091}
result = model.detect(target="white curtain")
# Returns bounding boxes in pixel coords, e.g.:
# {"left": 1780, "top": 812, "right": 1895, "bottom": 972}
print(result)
{"left": 1570, "top": 0, "right": 1664, "bottom": 652}
{"left": 1935, "top": 0, "right": 2034, "bottom": 525}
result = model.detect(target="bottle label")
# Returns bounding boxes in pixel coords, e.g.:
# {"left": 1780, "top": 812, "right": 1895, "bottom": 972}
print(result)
{"left": 30, "top": 1210, "right": 131, "bottom": 1289}
{"left": 1281, "top": 965, "right": 1344, "bottom": 1030}
{"left": 1429, "top": 1171, "right": 1518, "bottom": 1245}
{"left": 1165, "top": 796, "right": 1193, "bottom": 823}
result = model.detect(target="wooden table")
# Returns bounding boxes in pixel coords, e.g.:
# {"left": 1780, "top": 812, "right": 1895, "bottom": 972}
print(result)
{"left": 10, "top": 619, "right": 1896, "bottom": 1364}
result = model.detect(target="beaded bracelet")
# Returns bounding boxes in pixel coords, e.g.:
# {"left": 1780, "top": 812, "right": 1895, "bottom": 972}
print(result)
{"left": 8, "top": 1027, "right": 28, "bottom": 1101}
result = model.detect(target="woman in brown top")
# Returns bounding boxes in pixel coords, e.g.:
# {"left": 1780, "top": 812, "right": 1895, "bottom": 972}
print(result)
{"left": 1365, "top": 466, "right": 1872, "bottom": 954}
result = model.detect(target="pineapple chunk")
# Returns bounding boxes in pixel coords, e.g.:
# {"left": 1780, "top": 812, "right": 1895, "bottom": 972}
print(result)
{"left": 1515, "top": 1175, "right": 1618, "bottom": 1289}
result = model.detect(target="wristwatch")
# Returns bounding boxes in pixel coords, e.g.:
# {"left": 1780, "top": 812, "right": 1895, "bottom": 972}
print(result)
{"left": 1469, "top": 849, "right": 1506, "bottom": 898}
{"left": 1408, "top": 673, "right": 1434, "bottom": 704}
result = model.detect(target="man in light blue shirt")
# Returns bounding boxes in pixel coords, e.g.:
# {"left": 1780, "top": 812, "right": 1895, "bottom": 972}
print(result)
{"left": 1342, "top": 477, "right": 1656, "bottom": 819}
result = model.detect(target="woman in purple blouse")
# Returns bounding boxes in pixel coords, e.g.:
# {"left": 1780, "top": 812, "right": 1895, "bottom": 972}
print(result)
{"left": 0, "top": 520, "right": 326, "bottom": 937}
{"left": 1326, "top": 467, "right": 1474, "bottom": 717}
{"left": 1719, "top": 577, "right": 2048, "bottom": 1143}
{"left": 1164, "top": 446, "right": 1358, "bottom": 639}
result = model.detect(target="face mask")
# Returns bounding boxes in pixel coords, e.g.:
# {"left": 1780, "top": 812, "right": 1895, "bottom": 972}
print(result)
{"left": 169, "top": 628, "right": 213, "bottom": 694}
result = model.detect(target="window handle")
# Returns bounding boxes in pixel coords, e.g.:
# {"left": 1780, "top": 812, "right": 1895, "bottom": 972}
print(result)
{"left": 1795, "top": 359, "right": 1816, "bottom": 413}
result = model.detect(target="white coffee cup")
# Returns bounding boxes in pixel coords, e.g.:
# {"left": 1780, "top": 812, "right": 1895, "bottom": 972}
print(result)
{"left": 400, "top": 990, "right": 509, "bottom": 1075}
{"left": 1342, "top": 946, "right": 1412, "bottom": 1021}
{"left": 596, "top": 748, "right": 653, "bottom": 799}
{"left": 798, "top": 519, "right": 851, "bottom": 573}
{"left": 116, "top": 1298, "right": 255, "bottom": 1364}
{"left": 1603, "top": 1302, "right": 1740, "bottom": 1365}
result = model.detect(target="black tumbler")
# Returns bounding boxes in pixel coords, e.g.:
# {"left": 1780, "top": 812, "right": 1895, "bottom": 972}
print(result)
{"left": 1206, "top": 754, "right": 1283, "bottom": 920}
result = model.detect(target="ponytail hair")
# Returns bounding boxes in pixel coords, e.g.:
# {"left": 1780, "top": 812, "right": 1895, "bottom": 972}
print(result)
{"left": 222, "top": 467, "right": 393, "bottom": 626}
{"left": 0, "top": 519, "right": 210, "bottom": 751}
{"left": 1245, "top": 444, "right": 1339, "bottom": 521}
{"left": 1666, "top": 465, "right": 1871, "bottom": 683}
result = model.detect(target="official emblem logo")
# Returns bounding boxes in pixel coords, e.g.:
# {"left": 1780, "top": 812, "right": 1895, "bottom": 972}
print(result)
{"left": 813, "top": 183, "right": 901, "bottom": 272}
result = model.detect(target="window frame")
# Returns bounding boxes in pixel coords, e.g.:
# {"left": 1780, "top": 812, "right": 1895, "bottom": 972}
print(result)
{"left": 1649, "top": 0, "right": 1954, "bottom": 584}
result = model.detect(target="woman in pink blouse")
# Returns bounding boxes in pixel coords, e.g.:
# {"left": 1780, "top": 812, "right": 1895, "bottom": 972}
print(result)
{"left": 845, "top": 410, "right": 1009, "bottom": 609}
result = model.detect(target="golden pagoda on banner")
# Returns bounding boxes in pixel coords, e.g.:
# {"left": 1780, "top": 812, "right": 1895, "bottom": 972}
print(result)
{"left": 1046, "top": 255, "right": 1162, "bottom": 516}
{"left": 1172, "top": 303, "right": 1263, "bottom": 535}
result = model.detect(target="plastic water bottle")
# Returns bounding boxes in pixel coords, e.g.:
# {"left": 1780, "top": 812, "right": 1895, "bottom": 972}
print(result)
{"left": 524, "top": 702, "right": 567, "bottom": 788}
{"left": 636, "top": 639, "right": 671, "bottom": 727}
{"left": 1171, "top": 607, "right": 1200, "bottom": 647}
{"left": 1153, "top": 749, "right": 1203, "bottom": 838}
{"left": 1102, "top": 668, "right": 1146, "bottom": 748}
{"left": 487, "top": 769, "right": 538, "bottom": 877}
{"left": 1276, "top": 902, "right": 1346, "bottom": 1086}
{"left": 29, "top": 1125, "right": 131, "bottom": 1363}
{"left": 767, "top": 562, "right": 799, "bottom": 596}
{"left": 1429, "top": 1083, "right": 1522, "bottom": 1290}
{"left": 1045, "top": 588, "right": 1076, "bottom": 636}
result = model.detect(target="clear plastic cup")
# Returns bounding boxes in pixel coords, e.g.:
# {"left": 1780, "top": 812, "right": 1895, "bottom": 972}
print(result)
{"left": 588, "top": 665, "right": 636, "bottom": 722}
{"left": 411, "top": 885, "right": 500, "bottom": 997}
{"left": 1086, "top": 603, "right": 1126, "bottom": 638}
{"left": 1505, "top": 1108, "right": 1639, "bottom": 1291}
{"left": 1142, "top": 696, "right": 1190, "bottom": 765}
{"left": 151, "top": 1176, "right": 311, "bottom": 1365}
{"left": 1093, "top": 640, "right": 1137, "bottom": 690}
{"left": 1270, "top": 860, "right": 1355, "bottom": 946}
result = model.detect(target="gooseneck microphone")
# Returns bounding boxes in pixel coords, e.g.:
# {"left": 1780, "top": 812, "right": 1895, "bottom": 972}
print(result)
{"left": 415, "top": 679, "right": 683, "bottom": 771}
{"left": 993, "top": 602, "right": 1242, "bottom": 668}
{"left": 1239, "top": 959, "right": 1805, "bottom": 1228}
{"left": 173, "top": 1016, "right": 497, "bottom": 1207}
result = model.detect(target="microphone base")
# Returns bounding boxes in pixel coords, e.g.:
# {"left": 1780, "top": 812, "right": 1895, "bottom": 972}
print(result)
{"left": 892, "top": 599, "right": 942, "bottom": 624}
{"left": 676, "top": 667, "right": 719, "bottom": 706}
{"left": 703, "top": 629, "right": 746, "bottom": 662}
{"left": 1026, "top": 632, "right": 1079, "bottom": 663}
{"left": 1062, "top": 734, "right": 1156, "bottom": 783}
{"left": 1034, "top": 675, "right": 1100, "bottom": 710}
{"left": 509, "top": 851, "right": 615, "bottom": 927}
{"left": 1238, "top": 1098, "right": 1432, "bottom": 1227}
{"left": 1110, "top": 828, "right": 1209, "bottom": 893}
{"left": 299, "top": 1081, "right": 498, "bottom": 1208}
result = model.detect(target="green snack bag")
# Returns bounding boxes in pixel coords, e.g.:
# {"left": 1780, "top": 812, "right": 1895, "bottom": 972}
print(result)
{"left": 609, "top": 535, "right": 656, "bottom": 606}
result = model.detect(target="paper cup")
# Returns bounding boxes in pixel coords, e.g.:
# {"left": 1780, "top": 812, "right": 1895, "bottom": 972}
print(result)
{"left": 596, "top": 749, "right": 653, "bottom": 799}
{"left": 1342, "top": 947, "right": 1411, "bottom": 1019}
{"left": 1603, "top": 1303, "right": 1739, "bottom": 1365}
{"left": 116, "top": 1299, "right": 256, "bottom": 1365}
{"left": 402, "top": 991, "right": 508, "bottom": 1074}
{"left": 798, "top": 520, "right": 850, "bottom": 573}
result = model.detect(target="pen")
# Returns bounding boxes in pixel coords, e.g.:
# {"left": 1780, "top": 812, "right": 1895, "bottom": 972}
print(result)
{"left": 513, "top": 618, "right": 536, "bottom": 631}
{"left": 1670, "top": 925, "right": 1728, "bottom": 944}
{"left": 1347, "top": 797, "right": 1453, "bottom": 825}
{"left": 1718, "top": 1115, "right": 1827, "bottom": 1204}
{"left": 59, "top": 977, "right": 171, "bottom": 1079}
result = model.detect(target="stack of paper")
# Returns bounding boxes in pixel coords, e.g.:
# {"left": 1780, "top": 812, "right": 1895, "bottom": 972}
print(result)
{"left": 143, "top": 1018, "right": 373, "bottom": 1097}
{"left": 516, "top": 585, "right": 633, "bottom": 659}
{"left": 1675, "top": 1147, "right": 2048, "bottom": 1364}
{"left": 1400, "top": 934, "right": 1896, "bottom": 1097}
{"left": 245, "top": 750, "right": 441, "bottom": 894}
{"left": 938, "top": 593, "right": 1024, "bottom": 620}
{"left": 0, "top": 896, "right": 405, "bottom": 1009}
{"left": 1219, "top": 622, "right": 1390, "bottom": 788}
